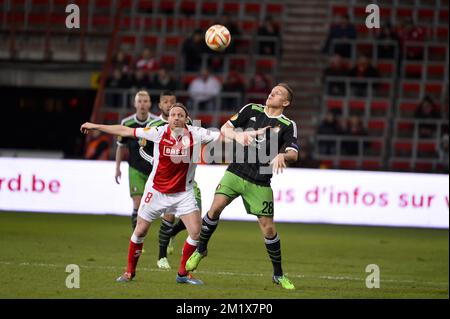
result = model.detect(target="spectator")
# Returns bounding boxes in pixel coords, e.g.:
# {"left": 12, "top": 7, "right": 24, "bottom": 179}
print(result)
{"left": 341, "top": 115, "right": 368, "bottom": 156}
{"left": 222, "top": 68, "right": 246, "bottom": 110}
{"left": 257, "top": 16, "right": 281, "bottom": 56}
{"left": 247, "top": 72, "right": 271, "bottom": 94}
{"left": 323, "top": 54, "right": 350, "bottom": 96}
{"left": 322, "top": 13, "right": 357, "bottom": 58}
{"left": 150, "top": 68, "right": 178, "bottom": 103}
{"left": 349, "top": 55, "right": 380, "bottom": 97}
{"left": 135, "top": 48, "right": 159, "bottom": 73}
{"left": 438, "top": 134, "right": 449, "bottom": 173}
{"left": 131, "top": 69, "right": 151, "bottom": 91}
{"left": 414, "top": 95, "right": 442, "bottom": 138}
{"left": 188, "top": 68, "right": 222, "bottom": 111}
{"left": 218, "top": 14, "right": 241, "bottom": 53}
{"left": 182, "top": 29, "right": 208, "bottom": 72}
{"left": 317, "top": 111, "right": 342, "bottom": 155}
{"left": 376, "top": 22, "right": 401, "bottom": 60}
{"left": 112, "top": 50, "right": 132, "bottom": 74}
{"left": 105, "top": 68, "right": 131, "bottom": 107}
{"left": 395, "top": 17, "right": 426, "bottom": 60}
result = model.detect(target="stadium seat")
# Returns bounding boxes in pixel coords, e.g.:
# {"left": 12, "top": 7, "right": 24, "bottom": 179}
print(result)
{"left": 197, "top": 114, "right": 213, "bottom": 127}
{"left": 414, "top": 161, "right": 434, "bottom": 172}
{"left": 201, "top": 1, "right": 218, "bottom": 16}
{"left": 137, "top": 0, "right": 154, "bottom": 12}
{"left": 436, "top": 26, "right": 449, "bottom": 41}
{"left": 182, "top": 74, "right": 196, "bottom": 88}
{"left": 417, "top": 142, "right": 437, "bottom": 158}
{"left": 118, "top": 0, "right": 133, "bottom": 10}
{"left": 266, "top": 3, "right": 283, "bottom": 17}
{"left": 428, "top": 45, "right": 447, "bottom": 61}
{"left": 425, "top": 83, "right": 444, "bottom": 100}
{"left": 119, "top": 34, "right": 136, "bottom": 51}
{"left": 362, "top": 159, "right": 382, "bottom": 170}
{"left": 180, "top": 1, "right": 197, "bottom": 15}
{"left": 367, "top": 120, "right": 387, "bottom": 136}
{"left": 163, "top": 35, "right": 182, "bottom": 53}
{"left": 439, "top": 9, "right": 449, "bottom": 24}
{"left": 319, "top": 159, "right": 334, "bottom": 169}
{"left": 331, "top": 5, "right": 348, "bottom": 16}
{"left": 160, "top": 54, "right": 176, "bottom": 70}
{"left": 390, "top": 160, "right": 412, "bottom": 171}
{"left": 393, "top": 140, "right": 413, "bottom": 157}
{"left": 377, "top": 62, "right": 395, "bottom": 78}
{"left": 370, "top": 100, "right": 390, "bottom": 117}
{"left": 326, "top": 99, "right": 344, "bottom": 112}
{"left": 348, "top": 99, "right": 366, "bottom": 116}
{"left": 417, "top": 8, "right": 436, "bottom": 24}
{"left": 223, "top": 2, "right": 241, "bottom": 15}
{"left": 244, "top": 3, "right": 261, "bottom": 18}
{"left": 403, "top": 63, "right": 423, "bottom": 79}
{"left": 401, "top": 82, "right": 421, "bottom": 99}
{"left": 255, "top": 57, "right": 276, "bottom": 74}
{"left": 398, "top": 101, "right": 417, "bottom": 118}
{"left": 367, "top": 140, "right": 384, "bottom": 156}
{"left": 159, "top": 0, "right": 175, "bottom": 14}
{"left": 426, "top": 64, "right": 446, "bottom": 80}
{"left": 339, "top": 159, "right": 358, "bottom": 170}
{"left": 241, "top": 19, "right": 258, "bottom": 34}
{"left": 396, "top": 121, "right": 415, "bottom": 138}
{"left": 396, "top": 7, "right": 414, "bottom": 18}
{"left": 229, "top": 56, "right": 249, "bottom": 73}
{"left": 142, "top": 35, "right": 159, "bottom": 48}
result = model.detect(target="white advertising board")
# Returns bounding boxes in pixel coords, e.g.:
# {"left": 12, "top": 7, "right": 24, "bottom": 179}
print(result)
{"left": 0, "top": 158, "right": 448, "bottom": 228}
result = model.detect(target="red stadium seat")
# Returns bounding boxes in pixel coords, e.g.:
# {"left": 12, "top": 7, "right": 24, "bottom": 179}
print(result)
{"left": 229, "top": 56, "right": 249, "bottom": 72}
{"left": 428, "top": 45, "right": 447, "bottom": 61}
{"left": 241, "top": 20, "right": 258, "bottom": 33}
{"left": 396, "top": 121, "right": 415, "bottom": 137}
{"left": 339, "top": 159, "right": 358, "bottom": 170}
{"left": 377, "top": 62, "right": 395, "bottom": 78}
{"left": 143, "top": 35, "right": 159, "bottom": 49}
{"left": 197, "top": 114, "right": 213, "bottom": 127}
{"left": 201, "top": 1, "right": 218, "bottom": 15}
{"left": 414, "top": 161, "right": 434, "bottom": 172}
{"left": 223, "top": 2, "right": 241, "bottom": 15}
{"left": 118, "top": 0, "right": 132, "bottom": 9}
{"left": 368, "top": 120, "right": 387, "bottom": 136}
{"left": 164, "top": 35, "right": 182, "bottom": 52}
{"left": 398, "top": 102, "right": 417, "bottom": 117}
{"left": 180, "top": 1, "right": 196, "bottom": 15}
{"left": 370, "top": 100, "right": 390, "bottom": 116}
{"left": 319, "top": 159, "right": 334, "bottom": 169}
{"left": 244, "top": 3, "right": 261, "bottom": 17}
{"left": 401, "top": 82, "right": 421, "bottom": 99}
{"left": 255, "top": 57, "right": 276, "bottom": 73}
{"left": 331, "top": 5, "right": 348, "bottom": 16}
{"left": 266, "top": 3, "right": 283, "bottom": 16}
{"left": 159, "top": 0, "right": 175, "bottom": 13}
{"left": 404, "top": 63, "right": 423, "bottom": 79}
{"left": 182, "top": 74, "right": 196, "bottom": 88}
{"left": 390, "top": 160, "right": 411, "bottom": 171}
{"left": 362, "top": 159, "right": 382, "bottom": 170}
{"left": 439, "top": 9, "right": 449, "bottom": 24}
{"left": 396, "top": 7, "right": 414, "bottom": 18}
{"left": 138, "top": 0, "right": 154, "bottom": 11}
{"left": 394, "top": 141, "right": 413, "bottom": 156}
{"left": 160, "top": 54, "right": 176, "bottom": 70}
{"left": 436, "top": 26, "right": 449, "bottom": 41}
{"left": 326, "top": 99, "right": 344, "bottom": 111}
{"left": 427, "top": 64, "right": 446, "bottom": 80}
{"left": 417, "top": 142, "right": 437, "bottom": 158}
{"left": 418, "top": 8, "right": 435, "bottom": 24}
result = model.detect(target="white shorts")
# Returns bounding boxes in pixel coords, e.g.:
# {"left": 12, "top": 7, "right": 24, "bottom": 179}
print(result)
{"left": 138, "top": 185, "right": 199, "bottom": 222}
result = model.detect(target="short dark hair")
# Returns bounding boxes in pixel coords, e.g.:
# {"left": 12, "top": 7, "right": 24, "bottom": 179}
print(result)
{"left": 169, "top": 102, "right": 189, "bottom": 117}
{"left": 160, "top": 90, "right": 176, "bottom": 99}
{"left": 277, "top": 82, "right": 294, "bottom": 104}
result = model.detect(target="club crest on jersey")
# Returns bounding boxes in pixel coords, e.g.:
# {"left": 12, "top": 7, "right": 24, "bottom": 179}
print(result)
{"left": 181, "top": 135, "right": 190, "bottom": 147}
{"left": 273, "top": 125, "right": 281, "bottom": 134}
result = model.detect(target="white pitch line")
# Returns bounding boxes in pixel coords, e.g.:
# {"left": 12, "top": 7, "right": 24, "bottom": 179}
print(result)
{"left": 0, "top": 261, "right": 448, "bottom": 287}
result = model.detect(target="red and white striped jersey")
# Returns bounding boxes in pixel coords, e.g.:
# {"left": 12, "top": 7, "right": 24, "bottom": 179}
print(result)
{"left": 134, "top": 124, "right": 221, "bottom": 194}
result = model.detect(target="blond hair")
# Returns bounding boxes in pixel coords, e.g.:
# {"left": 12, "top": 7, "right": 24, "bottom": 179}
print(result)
{"left": 134, "top": 90, "right": 150, "bottom": 101}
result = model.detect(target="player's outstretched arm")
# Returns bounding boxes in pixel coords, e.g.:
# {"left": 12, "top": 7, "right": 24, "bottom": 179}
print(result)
{"left": 80, "top": 122, "right": 135, "bottom": 137}
{"left": 220, "top": 122, "right": 270, "bottom": 146}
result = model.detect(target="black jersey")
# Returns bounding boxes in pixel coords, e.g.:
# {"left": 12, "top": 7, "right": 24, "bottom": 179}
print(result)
{"left": 226, "top": 103, "right": 299, "bottom": 186}
{"left": 117, "top": 113, "right": 157, "bottom": 175}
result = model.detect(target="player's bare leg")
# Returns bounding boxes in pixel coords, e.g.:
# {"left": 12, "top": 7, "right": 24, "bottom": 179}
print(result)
{"left": 157, "top": 214, "right": 175, "bottom": 269}
{"left": 257, "top": 216, "right": 295, "bottom": 290}
{"left": 131, "top": 195, "right": 141, "bottom": 229}
{"left": 186, "top": 194, "right": 232, "bottom": 272}
{"left": 117, "top": 216, "right": 151, "bottom": 282}
{"left": 176, "top": 210, "right": 203, "bottom": 285}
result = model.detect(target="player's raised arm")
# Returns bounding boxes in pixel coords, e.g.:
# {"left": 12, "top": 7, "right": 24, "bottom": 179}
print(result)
{"left": 80, "top": 122, "right": 135, "bottom": 137}
{"left": 220, "top": 122, "right": 270, "bottom": 146}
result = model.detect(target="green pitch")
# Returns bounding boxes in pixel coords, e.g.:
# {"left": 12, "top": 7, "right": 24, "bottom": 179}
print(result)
{"left": 0, "top": 212, "right": 447, "bottom": 299}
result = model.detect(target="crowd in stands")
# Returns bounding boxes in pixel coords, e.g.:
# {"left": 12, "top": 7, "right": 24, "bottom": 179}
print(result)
{"left": 318, "top": 7, "right": 448, "bottom": 173}
{"left": 105, "top": 14, "right": 281, "bottom": 113}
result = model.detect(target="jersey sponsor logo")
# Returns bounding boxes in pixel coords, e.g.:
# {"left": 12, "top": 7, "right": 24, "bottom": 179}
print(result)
{"left": 250, "top": 116, "right": 256, "bottom": 122}
{"left": 143, "top": 127, "right": 151, "bottom": 131}
{"left": 273, "top": 125, "right": 281, "bottom": 134}
{"left": 163, "top": 145, "right": 188, "bottom": 157}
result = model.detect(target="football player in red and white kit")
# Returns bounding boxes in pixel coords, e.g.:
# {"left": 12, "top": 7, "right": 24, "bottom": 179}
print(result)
{"left": 81, "top": 103, "right": 266, "bottom": 285}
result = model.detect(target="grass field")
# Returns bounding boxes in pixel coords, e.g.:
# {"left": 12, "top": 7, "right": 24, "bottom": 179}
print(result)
{"left": 0, "top": 211, "right": 448, "bottom": 299}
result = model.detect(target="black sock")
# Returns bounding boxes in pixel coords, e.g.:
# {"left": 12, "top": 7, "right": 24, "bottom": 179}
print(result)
{"left": 171, "top": 219, "right": 186, "bottom": 237}
{"left": 131, "top": 209, "right": 138, "bottom": 230}
{"left": 158, "top": 219, "right": 174, "bottom": 259}
{"left": 265, "top": 234, "right": 283, "bottom": 277}
{"left": 197, "top": 213, "right": 219, "bottom": 254}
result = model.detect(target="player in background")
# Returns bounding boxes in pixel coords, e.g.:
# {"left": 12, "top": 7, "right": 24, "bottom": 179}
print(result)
{"left": 80, "top": 103, "right": 266, "bottom": 285}
{"left": 139, "top": 91, "right": 202, "bottom": 270}
{"left": 186, "top": 83, "right": 299, "bottom": 290}
{"left": 115, "top": 91, "right": 158, "bottom": 229}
